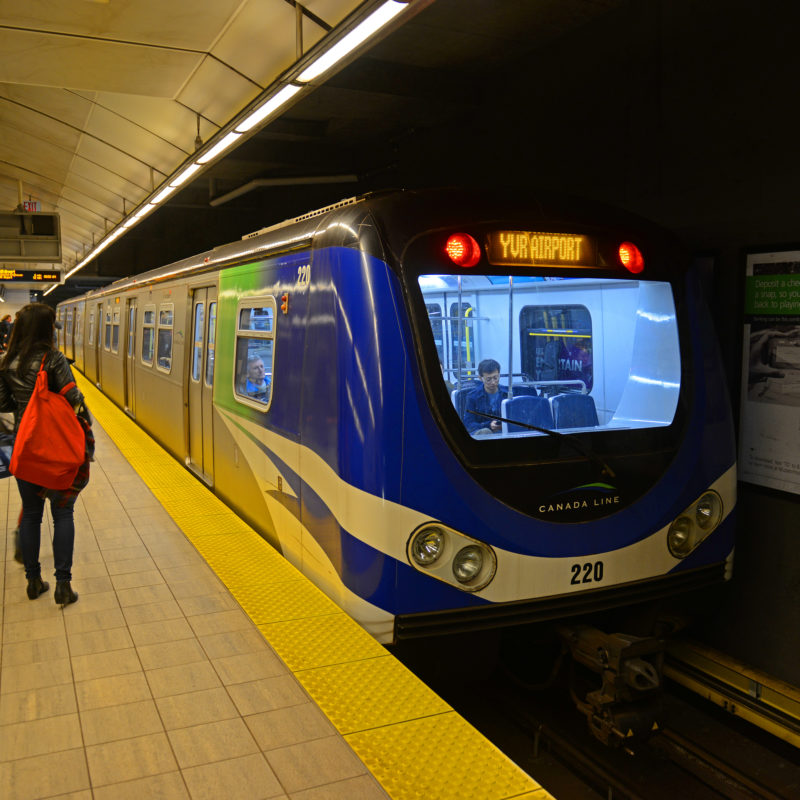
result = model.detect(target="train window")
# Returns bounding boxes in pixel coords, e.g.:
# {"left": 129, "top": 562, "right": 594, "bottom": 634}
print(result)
{"left": 417, "top": 274, "right": 681, "bottom": 439}
{"left": 104, "top": 308, "right": 111, "bottom": 350}
{"left": 519, "top": 305, "right": 592, "bottom": 395}
{"left": 234, "top": 298, "right": 276, "bottom": 409}
{"left": 426, "top": 303, "right": 444, "bottom": 366}
{"left": 111, "top": 309, "right": 120, "bottom": 354}
{"left": 141, "top": 307, "right": 155, "bottom": 365}
{"left": 88, "top": 309, "right": 95, "bottom": 346}
{"left": 450, "top": 301, "right": 476, "bottom": 380}
{"left": 127, "top": 307, "right": 136, "bottom": 357}
{"left": 205, "top": 302, "right": 217, "bottom": 387}
{"left": 191, "top": 303, "right": 204, "bottom": 382}
{"left": 156, "top": 305, "right": 174, "bottom": 372}
{"left": 75, "top": 306, "right": 83, "bottom": 348}
{"left": 66, "top": 308, "right": 73, "bottom": 337}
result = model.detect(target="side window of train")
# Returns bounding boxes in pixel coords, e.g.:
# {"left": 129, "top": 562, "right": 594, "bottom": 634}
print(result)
{"left": 111, "top": 308, "right": 121, "bottom": 354}
{"left": 233, "top": 297, "right": 276, "bottom": 410}
{"left": 75, "top": 306, "right": 83, "bottom": 347}
{"left": 88, "top": 309, "right": 95, "bottom": 346}
{"left": 450, "top": 301, "right": 476, "bottom": 379}
{"left": 191, "top": 302, "right": 204, "bottom": 382}
{"left": 141, "top": 307, "right": 155, "bottom": 365}
{"left": 104, "top": 307, "right": 112, "bottom": 350}
{"left": 157, "top": 304, "right": 174, "bottom": 372}
{"left": 519, "top": 304, "right": 593, "bottom": 395}
{"left": 205, "top": 302, "right": 217, "bottom": 387}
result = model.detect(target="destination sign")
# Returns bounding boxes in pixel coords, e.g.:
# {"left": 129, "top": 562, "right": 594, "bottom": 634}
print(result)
{"left": 486, "top": 231, "right": 596, "bottom": 267}
{"left": 0, "top": 268, "right": 60, "bottom": 282}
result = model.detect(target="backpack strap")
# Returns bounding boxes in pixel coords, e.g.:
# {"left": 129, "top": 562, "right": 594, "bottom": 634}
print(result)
{"left": 59, "top": 382, "right": 77, "bottom": 396}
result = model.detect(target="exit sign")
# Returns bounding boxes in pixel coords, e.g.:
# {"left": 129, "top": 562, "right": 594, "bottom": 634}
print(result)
{"left": 22, "top": 201, "right": 41, "bottom": 212}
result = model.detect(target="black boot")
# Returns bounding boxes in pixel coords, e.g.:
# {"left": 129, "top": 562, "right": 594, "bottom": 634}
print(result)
{"left": 54, "top": 580, "right": 78, "bottom": 606}
{"left": 26, "top": 576, "right": 49, "bottom": 599}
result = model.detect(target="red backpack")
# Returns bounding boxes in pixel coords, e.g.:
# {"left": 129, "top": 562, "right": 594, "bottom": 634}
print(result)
{"left": 10, "top": 353, "right": 86, "bottom": 490}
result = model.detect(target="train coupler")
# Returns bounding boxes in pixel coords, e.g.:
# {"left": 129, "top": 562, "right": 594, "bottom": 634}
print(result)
{"left": 559, "top": 624, "right": 664, "bottom": 747}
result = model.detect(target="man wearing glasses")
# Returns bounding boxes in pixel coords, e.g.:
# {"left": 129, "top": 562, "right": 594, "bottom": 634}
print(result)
{"left": 463, "top": 358, "right": 507, "bottom": 435}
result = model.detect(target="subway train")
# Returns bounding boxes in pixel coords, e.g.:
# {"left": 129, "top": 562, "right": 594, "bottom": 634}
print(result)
{"left": 56, "top": 189, "right": 736, "bottom": 658}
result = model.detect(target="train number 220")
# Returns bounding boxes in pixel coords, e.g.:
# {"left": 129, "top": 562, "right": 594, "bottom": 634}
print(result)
{"left": 570, "top": 561, "right": 604, "bottom": 585}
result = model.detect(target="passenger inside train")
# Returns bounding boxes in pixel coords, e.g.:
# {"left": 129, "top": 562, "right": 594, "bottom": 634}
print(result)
{"left": 245, "top": 356, "right": 271, "bottom": 401}
{"left": 461, "top": 358, "right": 507, "bottom": 435}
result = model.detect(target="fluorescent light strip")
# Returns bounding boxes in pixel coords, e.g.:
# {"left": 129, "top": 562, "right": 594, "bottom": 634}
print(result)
{"left": 236, "top": 85, "right": 302, "bottom": 133}
{"left": 196, "top": 131, "right": 241, "bottom": 165}
{"left": 297, "top": 0, "right": 407, "bottom": 83}
{"left": 151, "top": 183, "right": 177, "bottom": 205}
{"left": 170, "top": 162, "right": 202, "bottom": 187}
{"left": 131, "top": 204, "right": 156, "bottom": 223}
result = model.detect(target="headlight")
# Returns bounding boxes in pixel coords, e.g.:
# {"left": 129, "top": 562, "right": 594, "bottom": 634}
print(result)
{"left": 410, "top": 527, "right": 445, "bottom": 566}
{"left": 668, "top": 490, "right": 724, "bottom": 559}
{"left": 453, "top": 546, "right": 483, "bottom": 582}
{"left": 695, "top": 492, "right": 722, "bottom": 529}
{"left": 668, "top": 517, "right": 693, "bottom": 557}
{"left": 407, "top": 523, "right": 497, "bottom": 592}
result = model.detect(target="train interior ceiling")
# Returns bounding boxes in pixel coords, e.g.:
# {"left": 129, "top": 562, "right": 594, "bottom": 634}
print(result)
{"left": 1, "top": 0, "right": 798, "bottom": 687}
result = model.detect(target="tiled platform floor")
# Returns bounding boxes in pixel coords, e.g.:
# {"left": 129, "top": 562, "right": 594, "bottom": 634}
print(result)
{"left": 0, "top": 420, "right": 389, "bottom": 800}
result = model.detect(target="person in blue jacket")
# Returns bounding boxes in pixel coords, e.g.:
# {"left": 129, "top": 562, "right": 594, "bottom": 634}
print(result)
{"left": 462, "top": 358, "right": 507, "bottom": 435}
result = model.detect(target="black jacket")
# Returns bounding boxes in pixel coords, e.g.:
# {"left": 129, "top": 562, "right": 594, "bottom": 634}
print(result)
{"left": 0, "top": 348, "right": 91, "bottom": 432}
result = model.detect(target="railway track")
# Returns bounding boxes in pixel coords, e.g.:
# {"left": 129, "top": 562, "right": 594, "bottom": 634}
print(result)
{"left": 394, "top": 633, "right": 800, "bottom": 799}
{"left": 495, "top": 680, "right": 800, "bottom": 799}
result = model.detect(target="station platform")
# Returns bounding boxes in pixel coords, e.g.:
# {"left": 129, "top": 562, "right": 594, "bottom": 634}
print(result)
{"left": 1, "top": 375, "right": 553, "bottom": 800}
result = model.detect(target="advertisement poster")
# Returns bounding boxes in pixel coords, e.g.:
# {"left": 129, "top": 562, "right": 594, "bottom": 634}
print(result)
{"left": 739, "top": 250, "right": 800, "bottom": 493}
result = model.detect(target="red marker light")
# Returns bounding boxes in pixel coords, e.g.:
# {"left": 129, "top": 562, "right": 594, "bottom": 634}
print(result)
{"left": 445, "top": 233, "right": 481, "bottom": 268}
{"left": 619, "top": 242, "right": 644, "bottom": 273}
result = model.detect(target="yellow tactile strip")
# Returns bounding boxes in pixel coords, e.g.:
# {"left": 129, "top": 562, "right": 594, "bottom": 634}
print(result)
{"left": 75, "top": 374, "right": 554, "bottom": 800}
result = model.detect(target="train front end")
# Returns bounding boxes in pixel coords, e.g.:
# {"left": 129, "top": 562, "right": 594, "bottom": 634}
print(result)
{"left": 380, "top": 192, "right": 736, "bottom": 641}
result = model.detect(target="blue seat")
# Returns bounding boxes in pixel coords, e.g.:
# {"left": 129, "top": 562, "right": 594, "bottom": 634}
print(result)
{"left": 550, "top": 393, "right": 599, "bottom": 429}
{"left": 501, "top": 395, "right": 554, "bottom": 433}
{"left": 511, "top": 384, "right": 539, "bottom": 397}
{"left": 451, "top": 385, "right": 478, "bottom": 419}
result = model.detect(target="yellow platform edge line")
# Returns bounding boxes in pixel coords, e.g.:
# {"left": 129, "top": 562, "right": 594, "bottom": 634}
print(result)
{"left": 75, "top": 373, "right": 553, "bottom": 800}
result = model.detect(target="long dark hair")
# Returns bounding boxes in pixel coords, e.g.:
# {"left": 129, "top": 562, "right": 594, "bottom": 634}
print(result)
{"left": 1, "top": 303, "right": 56, "bottom": 376}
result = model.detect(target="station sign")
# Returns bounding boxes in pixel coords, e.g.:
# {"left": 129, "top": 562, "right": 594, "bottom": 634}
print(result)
{"left": 0, "top": 268, "right": 60, "bottom": 282}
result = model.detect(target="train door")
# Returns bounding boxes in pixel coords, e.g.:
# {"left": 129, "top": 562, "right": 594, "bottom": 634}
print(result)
{"left": 187, "top": 286, "right": 217, "bottom": 482}
{"left": 124, "top": 298, "right": 137, "bottom": 416}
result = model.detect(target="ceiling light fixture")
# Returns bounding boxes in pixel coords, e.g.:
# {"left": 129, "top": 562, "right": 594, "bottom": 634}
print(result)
{"left": 297, "top": 0, "right": 409, "bottom": 83}
{"left": 236, "top": 85, "right": 302, "bottom": 133}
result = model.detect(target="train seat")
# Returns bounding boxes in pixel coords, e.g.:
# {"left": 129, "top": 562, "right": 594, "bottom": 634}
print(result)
{"left": 510, "top": 384, "right": 539, "bottom": 397}
{"left": 451, "top": 383, "right": 482, "bottom": 419}
{"left": 501, "top": 395, "right": 554, "bottom": 434}
{"left": 550, "top": 393, "right": 599, "bottom": 429}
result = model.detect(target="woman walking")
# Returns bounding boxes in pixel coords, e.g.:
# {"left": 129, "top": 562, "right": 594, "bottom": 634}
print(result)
{"left": 0, "top": 303, "right": 92, "bottom": 605}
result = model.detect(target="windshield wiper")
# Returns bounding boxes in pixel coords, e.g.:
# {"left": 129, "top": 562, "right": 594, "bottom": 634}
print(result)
{"left": 467, "top": 409, "right": 616, "bottom": 479}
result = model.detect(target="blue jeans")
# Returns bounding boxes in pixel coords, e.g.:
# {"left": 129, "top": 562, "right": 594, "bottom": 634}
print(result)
{"left": 17, "top": 478, "right": 77, "bottom": 582}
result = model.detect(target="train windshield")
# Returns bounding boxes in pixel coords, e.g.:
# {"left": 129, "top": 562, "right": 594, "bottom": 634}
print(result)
{"left": 418, "top": 274, "right": 680, "bottom": 439}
